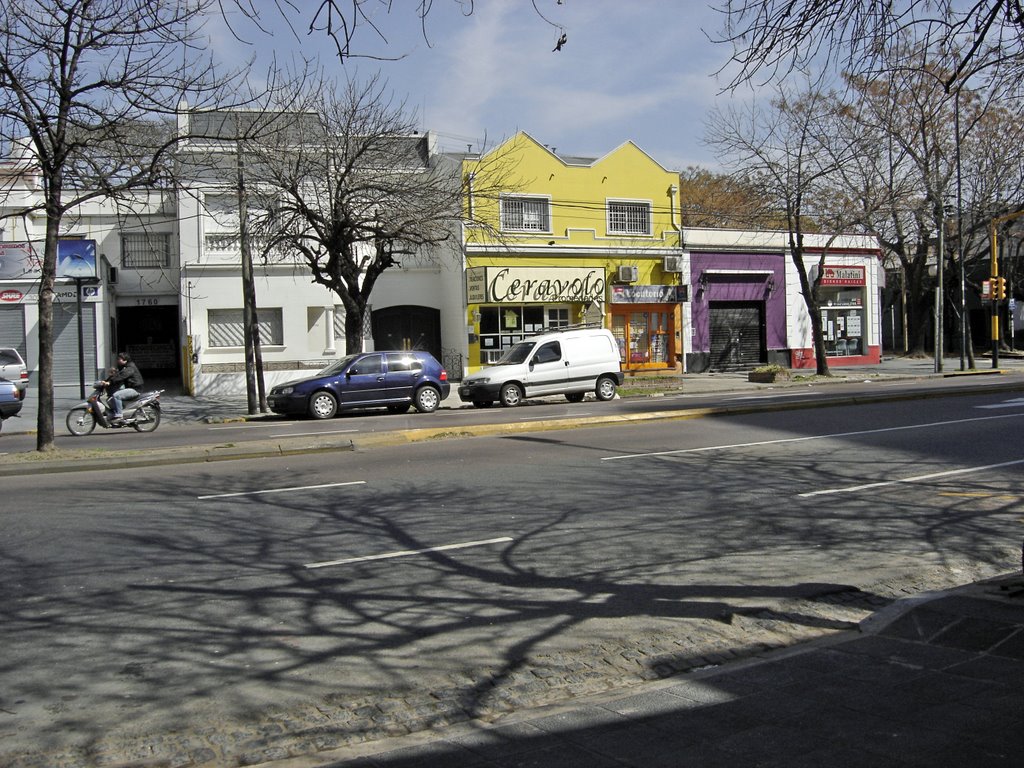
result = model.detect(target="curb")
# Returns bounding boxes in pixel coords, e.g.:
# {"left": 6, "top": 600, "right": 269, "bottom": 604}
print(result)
{"left": 2, "top": 374, "right": 1023, "bottom": 476}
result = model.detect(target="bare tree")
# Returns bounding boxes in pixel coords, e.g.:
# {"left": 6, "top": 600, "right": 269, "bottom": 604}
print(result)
{"left": 706, "top": 84, "right": 865, "bottom": 375}
{"left": 713, "top": 0, "right": 1024, "bottom": 88}
{"left": 833, "top": 54, "right": 1024, "bottom": 357}
{"left": 231, "top": 0, "right": 569, "bottom": 61}
{"left": 241, "top": 75, "right": 470, "bottom": 355}
{"left": 0, "top": 0, "right": 261, "bottom": 451}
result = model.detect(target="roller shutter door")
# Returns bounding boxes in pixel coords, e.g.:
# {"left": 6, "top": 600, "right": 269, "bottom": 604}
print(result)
{"left": 709, "top": 302, "right": 766, "bottom": 371}
{"left": 0, "top": 306, "right": 27, "bottom": 361}
{"left": 52, "top": 302, "right": 97, "bottom": 385}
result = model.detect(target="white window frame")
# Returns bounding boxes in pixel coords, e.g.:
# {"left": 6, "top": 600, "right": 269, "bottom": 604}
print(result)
{"left": 607, "top": 199, "right": 652, "bottom": 236}
{"left": 500, "top": 195, "right": 552, "bottom": 233}
{"left": 208, "top": 307, "right": 284, "bottom": 347}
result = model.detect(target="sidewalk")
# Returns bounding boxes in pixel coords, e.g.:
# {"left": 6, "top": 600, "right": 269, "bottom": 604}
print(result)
{"left": 5, "top": 354, "right": 1024, "bottom": 436}
{"left": 275, "top": 574, "right": 1024, "bottom": 768}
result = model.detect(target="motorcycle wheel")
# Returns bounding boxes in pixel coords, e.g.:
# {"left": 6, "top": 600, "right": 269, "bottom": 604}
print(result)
{"left": 66, "top": 407, "right": 97, "bottom": 436}
{"left": 131, "top": 404, "right": 161, "bottom": 433}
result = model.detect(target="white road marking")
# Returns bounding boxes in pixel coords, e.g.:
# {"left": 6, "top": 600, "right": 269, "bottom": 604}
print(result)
{"left": 721, "top": 392, "right": 827, "bottom": 401}
{"left": 269, "top": 429, "right": 358, "bottom": 438}
{"left": 209, "top": 423, "right": 296, "bottom": 430}
{"left": 601, "top": 412, "right": 1024, "bottom": 461}
{"left": 304, "top": 536, "right": 514, "bottom": 569}
{"left": 976, "top": 398, "right": 1024, "bottom": 410}
{"left": 198, "top": 480, "right": 366, "bottom": 500}
{"left": 799, "top": 459, "right": 1024, "bottom": 498}
{"left": 519, "top": 411, "right": 594, "bottom": 421}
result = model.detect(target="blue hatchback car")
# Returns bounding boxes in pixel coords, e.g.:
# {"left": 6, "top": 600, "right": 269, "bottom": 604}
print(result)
{"left": 268, "top": 351, "right": 451, "bottom": 419}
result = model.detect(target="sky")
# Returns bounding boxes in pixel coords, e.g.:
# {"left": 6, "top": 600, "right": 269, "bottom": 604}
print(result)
{"left": 210, "top": 1, "right": 743, "bottom": 172}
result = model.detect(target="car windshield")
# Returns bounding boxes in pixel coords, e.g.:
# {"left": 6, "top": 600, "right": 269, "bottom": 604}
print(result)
{"left": 496, "top": 341, "right": 536, "bottom": 365}
{"left": 317, "top": 355, "right": 359, "bottom": 376}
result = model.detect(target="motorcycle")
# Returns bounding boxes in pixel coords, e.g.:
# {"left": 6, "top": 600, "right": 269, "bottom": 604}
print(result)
{"left": 66, "top": 381, "right": 164, "bottom": 436}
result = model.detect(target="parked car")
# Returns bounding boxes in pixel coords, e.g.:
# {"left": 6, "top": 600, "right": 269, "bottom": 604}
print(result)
{"left": 268, "top": 351, "right": 451, "bottom": 419}
{"left": 0, "top": 377, "right": 23, "bottom": 432}
{"left": 459, "top": 327, "right": 624, "bottom": 407}
{"left": 0, "top": 347, "right": 28, "bottom": 396}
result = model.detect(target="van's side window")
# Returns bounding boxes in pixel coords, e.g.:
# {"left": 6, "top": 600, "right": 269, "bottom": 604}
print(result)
{"left": 533, "top": 341, "right": 561, "bottom": 364}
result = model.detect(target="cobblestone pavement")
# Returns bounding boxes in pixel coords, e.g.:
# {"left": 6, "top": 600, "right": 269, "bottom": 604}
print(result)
{"left": 4, "top": 562, "right": 1010, "bottom": 768}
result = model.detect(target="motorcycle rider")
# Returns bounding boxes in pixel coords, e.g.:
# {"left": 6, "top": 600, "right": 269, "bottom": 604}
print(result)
{"left": 101, "top": 352, "right": 144, "bottom": 424}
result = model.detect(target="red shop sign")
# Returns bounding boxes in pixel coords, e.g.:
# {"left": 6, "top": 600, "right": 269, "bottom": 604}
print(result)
{"left": 0, "top": 288, "right": 24, "bottom": 302}
{"left": 820, "top": 265, "right": 865, "bottom": 286}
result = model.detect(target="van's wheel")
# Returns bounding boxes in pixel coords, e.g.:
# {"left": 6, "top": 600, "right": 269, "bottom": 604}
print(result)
{"left": 565, "top": 392, "right": 585, "bottom": 403}
{"left": 414, "top": 385, "right": 441, "bottom": 413}
{"left": 595, "top": 376, "right": 618, "bottom": 401}
{"left": 308, "top": 391, "right": 338, "bottom": 419}
{"left": 472, "top": 400, "right": 493, "bottom": 408}
{"left": 499, "top": 383, "right": 524, "bottom": 407}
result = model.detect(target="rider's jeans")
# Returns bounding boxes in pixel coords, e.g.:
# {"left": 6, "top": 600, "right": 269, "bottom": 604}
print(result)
{"left": 111, "top": 388, "right": 139, "bottom": 417}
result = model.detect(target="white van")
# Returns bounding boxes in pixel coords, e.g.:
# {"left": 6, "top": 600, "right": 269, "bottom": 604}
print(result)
{"left": 458, "top": 327, "right": 624, "bottom": 407}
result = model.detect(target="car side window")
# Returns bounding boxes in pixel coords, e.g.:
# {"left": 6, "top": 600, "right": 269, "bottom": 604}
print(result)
{"left": 533, "top": 342, "right": 561, "bottom": 365}
{"left": 349, "top": 355, "right": 383, "bottom": 375}
{"left": 386, "top": 353, "right": 422, "bottom": 372}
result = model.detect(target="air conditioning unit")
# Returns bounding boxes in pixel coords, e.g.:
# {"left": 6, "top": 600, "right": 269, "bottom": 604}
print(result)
{"left": 616, "top": 265, "right": 639, "bottom": 283}
{"left": 662, "top": 255, "right": 684, "bottom": 273}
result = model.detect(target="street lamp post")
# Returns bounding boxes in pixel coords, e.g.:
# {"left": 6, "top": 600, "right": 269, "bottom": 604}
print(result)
{"left": 988, "top": 210, "right": 1024, "bottom": 368}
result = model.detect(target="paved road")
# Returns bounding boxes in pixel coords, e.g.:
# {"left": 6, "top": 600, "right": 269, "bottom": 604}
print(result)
{"left": 2, "top": 386, "right": 1022, "bottom": 767}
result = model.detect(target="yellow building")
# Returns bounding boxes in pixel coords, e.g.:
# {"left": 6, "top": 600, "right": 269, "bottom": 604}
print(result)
{"left": 463, "top": 133, "right": 684, "bottom": 374}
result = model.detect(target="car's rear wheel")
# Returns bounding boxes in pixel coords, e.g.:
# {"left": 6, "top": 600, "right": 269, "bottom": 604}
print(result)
{"left": 595, "top": 375, "right": 618, "bottom": 401}
{"left": 414, "top": 385, "right": 441, "bottom": 413}
{"left": 387, "top": 403, "right": 412, "bottom": 414}
{"left": 565, "top": 392, "right": 586, "bottom": 403}
{"left": 308, "top": 391, "right": 338, "bottom": 419}
{"left": 499, "top": 383, "right": 524, "bottom": 407}
{"left": 472, "top": 400, "right": 493, "bottom": 408}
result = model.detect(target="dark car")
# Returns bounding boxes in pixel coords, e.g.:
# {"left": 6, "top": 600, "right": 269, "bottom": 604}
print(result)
{"left": 268, "top": 351, "right": 451, "bottom": 419}
{"left": 0, "top": 377, "right": 24, "bottom": 432}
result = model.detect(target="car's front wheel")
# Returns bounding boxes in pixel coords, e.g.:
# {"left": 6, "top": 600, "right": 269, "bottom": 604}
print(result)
{"left": 414, "top": 385, "right": 441, "bottom": 413}
{"left": 308, "top": 391, "right": 338, "bottom": 419}
{"left": 499, "top": 383, "right": 524, "bottom": 407}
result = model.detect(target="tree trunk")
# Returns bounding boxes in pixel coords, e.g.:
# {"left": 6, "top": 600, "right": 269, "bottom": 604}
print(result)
{"left": 35, "top": 200, "right": 62, "bottom": 451}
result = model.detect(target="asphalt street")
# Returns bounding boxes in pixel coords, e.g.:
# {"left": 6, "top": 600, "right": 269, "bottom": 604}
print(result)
{"left": 1, "top": 355, "right": 1022, "bottom": 768}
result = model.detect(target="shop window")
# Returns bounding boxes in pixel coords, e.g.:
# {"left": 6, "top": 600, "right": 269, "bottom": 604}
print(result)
{"left": 612, "top": 308, "right": 672, "bottom": 367}
{"left": 820, "top": 287, "right": 865, "bottom": 356}
{"left": 478, "top": 304, "right": 571, "bottom": 364}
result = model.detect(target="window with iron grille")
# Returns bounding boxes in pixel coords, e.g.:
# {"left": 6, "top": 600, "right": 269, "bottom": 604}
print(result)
{"left": 121, "top": 232, "right": 171, "bottom": 268}
{"left": 208, "top": 308, "right": 283, "bottom": 347}
{"left": 607, "top": 201, "right": 652, "bottom": 235}
{"left": 500, "top": 196, "right": 551, "bottom": 232}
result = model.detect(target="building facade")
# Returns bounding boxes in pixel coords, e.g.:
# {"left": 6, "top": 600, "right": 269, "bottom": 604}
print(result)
{"left": 462, "top": 133, "right": 686, "bottom": 375}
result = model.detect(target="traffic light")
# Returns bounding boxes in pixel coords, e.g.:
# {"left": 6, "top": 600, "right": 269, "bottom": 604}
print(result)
{"left": 994, "top": 276, "right": 1007, "bottom": 300}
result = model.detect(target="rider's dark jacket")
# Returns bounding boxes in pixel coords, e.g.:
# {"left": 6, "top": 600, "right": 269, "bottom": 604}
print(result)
{"left": 108, "top": 360, "right": 144, "bottom": 392}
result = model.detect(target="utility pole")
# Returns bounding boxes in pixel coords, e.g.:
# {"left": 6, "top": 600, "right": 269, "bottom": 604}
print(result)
{"left": 935, "top": 211, "right": 944, "bottom": 373}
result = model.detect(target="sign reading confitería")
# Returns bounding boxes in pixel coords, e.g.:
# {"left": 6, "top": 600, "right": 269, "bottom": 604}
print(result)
{"left": 466, "top": 267, "right": 606, "bottom": 304}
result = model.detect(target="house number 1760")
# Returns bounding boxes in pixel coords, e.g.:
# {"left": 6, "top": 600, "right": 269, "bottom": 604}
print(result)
{"left": 136, "top": 298, "right": 159, "bottom": 306}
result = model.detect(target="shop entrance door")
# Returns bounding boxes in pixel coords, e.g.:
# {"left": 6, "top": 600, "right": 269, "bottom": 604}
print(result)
{"left": 709, "top": 302, "right": 766, "bottom": 371}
